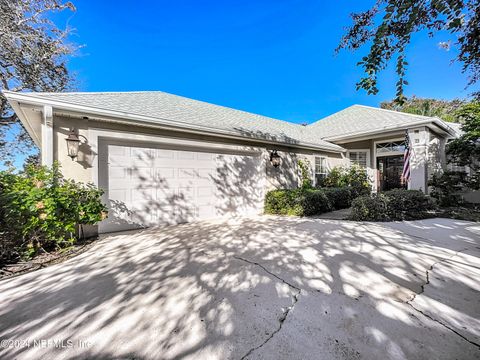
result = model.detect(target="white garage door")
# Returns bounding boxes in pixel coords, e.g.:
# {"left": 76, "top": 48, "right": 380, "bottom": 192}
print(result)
{"left": 100, "top": 143, "right": 265, "bottom": 233}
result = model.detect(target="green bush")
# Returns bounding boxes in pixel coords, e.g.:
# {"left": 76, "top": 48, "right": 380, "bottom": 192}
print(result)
{"left": 300, "top": 189, "right": 332, "bottom": 215}
{"left": 321, "top": 165, "right": 371, "bottom": 197}
{"left": 297, "top": 159, "right": 313, "bottom": 189}
{"left": 350, "top": 189, "right": 435, "bottom": 221}
{"left": 264, "top": 187, "right": 353, "bottom": 217}
{"left": 428, "top": 171, "right": 467, "bottom": 207}
{"left": 0, "top": 163, "right": 108, "bottom": 264}
{"left": 350, "top": 193, "right": 390, "bottom": 221}
{"left": 264, "top": 189, "right": 303, "bottom": 216}
{"left": 384, "top": 189, "right": 436, "bottom": 220}
{"left": 322, "top": 187, "right": 353, "bottom": 210}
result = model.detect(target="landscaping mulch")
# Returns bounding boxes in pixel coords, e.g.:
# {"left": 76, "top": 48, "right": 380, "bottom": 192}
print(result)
{"left": 0, "top": 238, "right": 98, "bottom": 281}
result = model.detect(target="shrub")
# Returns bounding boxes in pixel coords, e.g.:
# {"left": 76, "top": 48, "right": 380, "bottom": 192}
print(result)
{"left": 300, "top": 189, "right": 332, "bottom": 215}
{"left": 297, "top": 159, "right": 313, "bottom": 189}
{"left": 264, "top": 187, "right": 354, "bottom": 217}
{"left": 321, "top": 165, "right": 371, "bottom": 197}
{"left": 322, "top": 187, "right": 353, "bottom": 210}
{"left": 0, "top": 163, "right": 108, "bottom": 265}
{"left": 350, "top": 193, "right": 390, "bottom": 221}
{"left": 384, "top": 189, "right": 436, "bottom": 220}
{"left": 264, "top": 189, "right": 304, "bottom": 216}
{"left": 350, "top": 189, "right": 436, "bottom": 221}
{"left": 429, "top": 170, "right": 467, "bottom": 207}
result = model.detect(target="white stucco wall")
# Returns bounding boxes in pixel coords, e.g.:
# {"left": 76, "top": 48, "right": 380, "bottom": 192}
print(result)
{"left": 49, "top": 115, "right": 344, "bottom": 194}
{"left": 427, "top": 131, "right": 445, "bottom": 180}
{"left": 53, "top": 116, "right": 93, "bottom": 183}
{"left": 408, "top": 127, "right": 429, "bottom": 192}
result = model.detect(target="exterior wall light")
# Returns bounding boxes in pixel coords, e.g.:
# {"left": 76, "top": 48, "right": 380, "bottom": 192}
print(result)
{"left": 269, "top": 150, "right": 281, "bottom": 168}
{"left": 65, "top": 129, "right": 81, "bottom": 160}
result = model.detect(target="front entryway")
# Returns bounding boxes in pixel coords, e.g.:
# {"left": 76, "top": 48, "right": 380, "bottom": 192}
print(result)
{"left": 376, "top": 155, "right": 405, "bottom": 191}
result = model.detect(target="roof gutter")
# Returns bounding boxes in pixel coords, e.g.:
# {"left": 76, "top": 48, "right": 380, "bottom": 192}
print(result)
{"left": 3, "top": 91, "right": 345, "bottom": 153}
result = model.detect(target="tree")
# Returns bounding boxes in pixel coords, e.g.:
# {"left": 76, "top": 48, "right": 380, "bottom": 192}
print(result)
{"left": 0, "top": 0, "right": 76, "bottom": 165}
{"left": 446, "top": 101, "right": 480, "bottom": 188}
{"left": 447, "top": 102, "right": 480, "bottom": 165}
{"left": 337, "top": 0, "right": 480, "bottom": 102}
{"left": 380, "top": 96, "right": 465, "bottom": 122}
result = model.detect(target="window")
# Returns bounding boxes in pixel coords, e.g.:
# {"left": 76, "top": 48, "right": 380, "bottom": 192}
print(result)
{"left": 348, "top": 151, "right": 368, "bottom": 168}
{"left": 376, "top": 141, "right": 406, "bottom": 154}
{"left": 315, "top": 157, "right": 327, "bottom": 185}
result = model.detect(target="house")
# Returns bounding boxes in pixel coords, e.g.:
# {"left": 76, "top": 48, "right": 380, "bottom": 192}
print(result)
{"left": 3, "top": 91, "right": 458, "bottom": 233}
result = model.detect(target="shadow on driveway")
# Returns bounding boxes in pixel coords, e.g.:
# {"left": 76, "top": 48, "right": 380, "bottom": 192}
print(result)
{"left": 0, "top": 216, "right": 479, "bottom": 359}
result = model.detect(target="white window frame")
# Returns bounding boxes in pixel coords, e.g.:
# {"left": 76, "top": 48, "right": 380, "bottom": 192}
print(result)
{"left": 374, "top": 138, "right": 405, "bottom": 158}
{"left": 314, "top": 156, "right": 328, "bottom": 186}
{"left": 346, "top": 149, "right": 370, "bottom": 169}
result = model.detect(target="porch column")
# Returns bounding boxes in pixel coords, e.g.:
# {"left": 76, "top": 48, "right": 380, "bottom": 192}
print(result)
{"left": 408, "top": 126, "right": 429, "bottom": 192}
{"left": 41, "top": 105, "right": 53, "bottom": 167}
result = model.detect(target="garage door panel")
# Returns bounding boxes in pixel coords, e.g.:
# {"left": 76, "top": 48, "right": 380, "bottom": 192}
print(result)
{"left": 197, "top": 152, "right": 214, "bottom": 161}
{"left": 177, "top": 151, "right": 195, "bottom": 160}
{"left": 131, "top": 188, "right": 155, "bottom": 202}
{"left": 178, "top": 186, "right": 195, "bottom": 200}
{"left": 197, "top": 168, "right": 214, "bottom": 179}
{"left": 155, "top": 168, "right": 175, "bottom": 180}
{"left": 109, "top": 167, "right": 128, "bottom": 180}
{"left": 109, "top": 145, "right": 129, "bottom": 156}
{"left": 178, "top": 168, "right": 196, "bottom": 179}
{"left": 100, "top": 143, "right": 264, "bottom": 233}
{"left": 198, "top": 205, "right": 215, "bottom": 219}
{"left": 109, "top": 189, "right": 128, "bottom": 202}
{"left": 156, "top": 188, "right": 176, "bottom": 199}
{"left": 155, "top": 149, "right": 174, "bottom": 159}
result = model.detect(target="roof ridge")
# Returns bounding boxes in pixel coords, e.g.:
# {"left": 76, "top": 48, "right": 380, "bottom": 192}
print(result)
{"left": 308, "top": 105, "right": 358, "bottom": 126}
{"left": 350, "top": 104, "right": 437, "bottom": 120}
{"left": 33, "top": 90, "right": 166, "bottom": 95}
{"left": 308, "top": 103, "right": 438, "bottom": 128}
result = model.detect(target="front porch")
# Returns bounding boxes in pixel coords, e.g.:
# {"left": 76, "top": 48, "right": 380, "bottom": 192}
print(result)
{"left": 336, "top": 126, "right": 447, "bottom": 193}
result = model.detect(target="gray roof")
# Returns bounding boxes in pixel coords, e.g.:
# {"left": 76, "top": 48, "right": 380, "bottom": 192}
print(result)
{"left": 6, "top": 91, "right": 456, "bottom": 151}
{"left": 309, "top": 104, "right": 453, "bottom": 139}
{"left": 446, "top": 122, "right": 463, "bottom": 136}
{"left": 20, "top": 91, "right": 344, "bottom": 152}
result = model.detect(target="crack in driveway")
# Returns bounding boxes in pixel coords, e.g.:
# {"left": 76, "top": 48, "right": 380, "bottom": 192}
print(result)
{"left": 233, "top": 255, "right": 301, "bottom": 360}
{"left": 408, "top": 247, "right": 470, "bottom": 302}
{"left": 406, "top": 247, "right": 480, "bottom": 350}
{"left": 408, "top": 301, "right": 480, "bottom": 349}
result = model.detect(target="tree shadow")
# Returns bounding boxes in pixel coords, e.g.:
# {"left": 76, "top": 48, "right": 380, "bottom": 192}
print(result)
{"left": 102, "top": 144, "right": 271, "bottom": 232}
{"left": 0, "top": 217, "right": 479, "bottom": 359}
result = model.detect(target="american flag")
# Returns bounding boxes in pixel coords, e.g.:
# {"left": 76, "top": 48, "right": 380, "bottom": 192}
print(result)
{"left": 402, "top": 130, "right": 411, "bottom": 184}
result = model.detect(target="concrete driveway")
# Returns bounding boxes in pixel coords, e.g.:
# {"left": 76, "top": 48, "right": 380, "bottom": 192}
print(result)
{"left": 0, "top": 217, "right": 479, "bottom": 360}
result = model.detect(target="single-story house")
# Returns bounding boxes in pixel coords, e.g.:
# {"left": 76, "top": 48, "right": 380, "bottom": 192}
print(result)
{"left": 4, "top": 90, "right": 458, "bottom": 233}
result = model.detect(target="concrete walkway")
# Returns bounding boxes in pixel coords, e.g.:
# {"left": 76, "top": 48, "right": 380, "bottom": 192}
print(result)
{"left": 0, "top": 217, "right": 479, "bottom": 359}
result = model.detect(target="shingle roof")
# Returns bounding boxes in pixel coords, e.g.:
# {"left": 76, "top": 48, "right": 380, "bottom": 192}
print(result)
{"left": 308, "top": 104, "right": 453, "bottom": 139}
{"left": 6, "top": 91, "right": 455, "bottom": 151}
{"left": 446, "top": 122, "right": 463, "bottom": 136}
{"left": 20, "top": 91, "right": 344, "bottom": 152}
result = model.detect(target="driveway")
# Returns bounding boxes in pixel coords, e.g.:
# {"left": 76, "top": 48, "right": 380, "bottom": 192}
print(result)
{"left": 0, "top": 217, "right": 479, "bottom": 359}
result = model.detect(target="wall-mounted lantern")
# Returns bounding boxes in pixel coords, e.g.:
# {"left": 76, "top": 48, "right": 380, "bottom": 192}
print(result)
{"left": 269, "top": 150, "right": 281, "bottom": 168}
{"left": 65, "top": 129, "right": 81, "bottom": 160}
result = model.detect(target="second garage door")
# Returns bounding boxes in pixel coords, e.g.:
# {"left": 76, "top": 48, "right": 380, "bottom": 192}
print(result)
{"left": 100, "top": 143, "right": 265, "bottom": 233}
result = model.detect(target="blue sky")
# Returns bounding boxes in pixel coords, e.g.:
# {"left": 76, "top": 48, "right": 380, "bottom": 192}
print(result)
{"left": 4, "top": 0, "right": 475, "bottom": 169}
{"left": 60, "top": 0, "right": 471, "bottom": 123}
